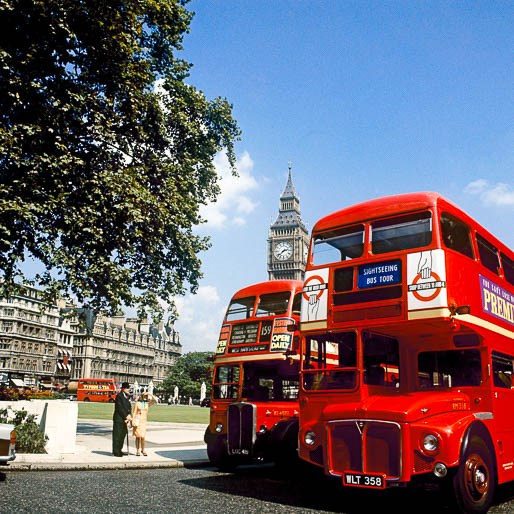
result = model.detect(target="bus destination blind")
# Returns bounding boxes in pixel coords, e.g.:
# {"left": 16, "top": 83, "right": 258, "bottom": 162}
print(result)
{"left": 358, "top": 260, "right": 401, "bottom": 289}
{"left": 229, "top": 322, "right": 259, "bottom": 346}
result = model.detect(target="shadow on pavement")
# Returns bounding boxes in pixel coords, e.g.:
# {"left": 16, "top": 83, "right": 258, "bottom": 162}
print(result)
{"left": 155, "top": 449, "right": 208, "bottom": 461}
{"left": 179, "top": 464, "right": 465, "bottom": 514}
{"left": 494, "top": 481, "right": 514, "bottom": 508}
{"left": 91, "top": 451, "right": 115, "bottom": 457}
{"left": 77, "top": 423, "right": 111, "bottom": 435}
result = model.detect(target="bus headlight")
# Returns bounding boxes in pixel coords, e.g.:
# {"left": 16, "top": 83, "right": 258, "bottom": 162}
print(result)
{"left": 215, "top": 423, "right": 223, "bottom": 433}
{"left": 423, "top": 433, "right": 439, "bottom": 453}
{"left": 304, "top": 431, "right": 316, "bottom": 446}
{"left": 433, "top": 462, "right": 448, "bottom": 478}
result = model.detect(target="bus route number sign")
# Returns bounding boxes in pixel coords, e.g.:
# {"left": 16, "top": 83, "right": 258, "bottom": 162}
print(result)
{"left": 343, "top": 471, "right": 386, "bottom": 489}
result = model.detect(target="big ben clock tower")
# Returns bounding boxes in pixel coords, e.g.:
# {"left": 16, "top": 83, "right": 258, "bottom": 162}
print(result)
{"left": 267, "top": 164, "right": 309, "bottom": 281}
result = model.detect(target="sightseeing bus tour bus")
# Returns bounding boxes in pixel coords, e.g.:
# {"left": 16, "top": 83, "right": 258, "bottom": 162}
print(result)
{"left": 77, "top": 378, "right": 120, "bottom": 402}
{"left": 205, "top": 280, "right": 303, "bottom": 470}
{"left": 298, "top": 192, "right": 513, "bottom": 513}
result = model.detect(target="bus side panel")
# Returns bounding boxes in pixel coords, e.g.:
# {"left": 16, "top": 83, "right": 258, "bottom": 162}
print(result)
{"left": 444, "top": 250, "right": 481, "bottom": 314}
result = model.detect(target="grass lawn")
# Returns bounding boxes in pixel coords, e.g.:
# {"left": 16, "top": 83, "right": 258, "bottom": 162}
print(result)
{"left": 78, "top": 402, "right": 210, "bottom": 424}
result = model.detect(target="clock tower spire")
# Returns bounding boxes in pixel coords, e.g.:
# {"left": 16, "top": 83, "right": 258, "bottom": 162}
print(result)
{"left": 267, "top": 164, "right": 309, "bottom": 281}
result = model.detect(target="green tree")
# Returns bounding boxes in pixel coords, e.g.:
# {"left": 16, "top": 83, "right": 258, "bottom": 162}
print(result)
{"left": 0, "top": 0, "right": 240, "bottom": 316}
{"left": 162, "top": 351, "right": 213, "bottom": 400}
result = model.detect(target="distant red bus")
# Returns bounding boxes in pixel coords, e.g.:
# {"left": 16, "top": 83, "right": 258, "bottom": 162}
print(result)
{"left": 299, "top": 192, "right": 513, "bottom": 513}
{"left": 77, "top": 379, "right": 120, "bottom": 403}
{"left": 205, "top": 280, "right": 303, "bottom": 469}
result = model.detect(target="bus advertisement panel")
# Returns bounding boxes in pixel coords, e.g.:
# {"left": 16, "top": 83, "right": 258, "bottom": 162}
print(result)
{"left": 77, "top": 378, "right": 120, "bottom": 403}
{"left": 298, "top": 192, "right": 513, "bottom": 514}
{"left": 205, "top": 280, "right": 303, "bottom": 470}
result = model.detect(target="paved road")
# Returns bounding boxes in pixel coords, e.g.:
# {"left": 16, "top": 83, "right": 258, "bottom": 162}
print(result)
{"left": 2, "top": 464, "right": 514, "bottom": 513}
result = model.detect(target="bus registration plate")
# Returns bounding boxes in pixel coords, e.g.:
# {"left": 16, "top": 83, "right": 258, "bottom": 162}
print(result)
{"left": 343, "top": 471, "right": 386, "bottom": 489}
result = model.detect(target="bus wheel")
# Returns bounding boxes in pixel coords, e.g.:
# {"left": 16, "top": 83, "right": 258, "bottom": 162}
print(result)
{"left": 109, "top": 398, "right": 115, "bottom": 403}
{"left": 83, "top": 397, "right": 90, "bottom": 402}
{"left": 207, "top": 436, "right": 237, "bottom": 472}
{"left": 453, "top": 437, "right": 496, "bottom": 514}
{"left": 274, "top": 432, "right": 299, "bottom": 469}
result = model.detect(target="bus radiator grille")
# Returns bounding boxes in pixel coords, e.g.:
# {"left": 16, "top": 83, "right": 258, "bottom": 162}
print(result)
{"left": 328, "top": 420, "right": 401, "bottom": 479}
{"left": 227, "top": 403, "right": 256, "bottom": 456}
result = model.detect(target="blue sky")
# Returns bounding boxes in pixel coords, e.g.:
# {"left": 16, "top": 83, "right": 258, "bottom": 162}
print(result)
{"left": 171, "top": 1, "right": 513, "bottom": 353}
{"left": 18, "top": 2, "right": 513, "bottom": 353}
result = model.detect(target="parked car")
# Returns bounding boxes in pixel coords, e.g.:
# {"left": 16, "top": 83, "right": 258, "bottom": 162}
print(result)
{"left": 0, "top": 423, "right": 16, "bottom": 465}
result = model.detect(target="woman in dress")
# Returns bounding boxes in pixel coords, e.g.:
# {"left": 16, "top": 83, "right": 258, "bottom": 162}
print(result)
{"left": 132, "top": 391, "right": 158, "bottom": 456}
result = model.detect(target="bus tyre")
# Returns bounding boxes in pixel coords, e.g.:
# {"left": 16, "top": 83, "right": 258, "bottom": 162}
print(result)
{"left": 453, "top": 437, "right": 496, "bottom": 514}
{"left": 207, "top": 436, "right": 237, "bottom": 472}
{"left": 109, "top": 398, "right": 115, "bottom": 403}
{"left": 83, "top": 397, "right": 90, "bottom": 402}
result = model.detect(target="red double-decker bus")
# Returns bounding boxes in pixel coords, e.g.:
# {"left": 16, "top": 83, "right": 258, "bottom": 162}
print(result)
{"left": 205, "top": 280, "right": 303, "bottom": 470}
{"left": 298, "top": 192, "right": 513, "bottom": 513}
{"left": 77, "top": 378, "right": 120, "bottom": 402}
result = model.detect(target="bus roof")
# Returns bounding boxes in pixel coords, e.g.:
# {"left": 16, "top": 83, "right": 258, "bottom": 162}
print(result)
{"left": 231, "top": 280, "right": 304, "bottom": 300}
{"left": 313, "top": 191, "right": 511, "bottom": 254}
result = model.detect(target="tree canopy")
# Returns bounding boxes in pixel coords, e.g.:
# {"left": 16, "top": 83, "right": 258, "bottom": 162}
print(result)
{"left": 0, "top": 0, "right": 240, "bottom": 317}
{"left": 161, "top": 351, "right": 212, "bottom": 400}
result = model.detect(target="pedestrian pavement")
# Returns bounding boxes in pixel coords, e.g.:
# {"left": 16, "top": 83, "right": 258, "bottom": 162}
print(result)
{"left": 5, "top": 419, "right": 210, "bottom": 472}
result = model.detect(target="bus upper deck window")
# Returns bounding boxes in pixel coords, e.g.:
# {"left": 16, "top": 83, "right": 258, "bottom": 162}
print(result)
{"left": 476, "top": 233, "right": 500, "bottom": 275}
{"left": 501, "top": 252, "right": 514, "bottom": 286}
{"left": 225, "top": 297, "right": 256, "bottom": 322}
{"left": 255, "top": 292, "right": 291, "bottom": 317}
{"left": 312, "top": 225, "right": 364, "bottom": 266}
{"left": 440, "top": 213, "right": 474, "bottom": 259}
{"left": 371, "top": 212, "right": 432, "bottom": 255}
{"left": 292, "top": 292, "right": 302, "bottom": 316}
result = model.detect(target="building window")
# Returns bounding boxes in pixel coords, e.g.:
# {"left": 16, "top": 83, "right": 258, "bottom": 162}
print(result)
{"left": 0, "top": 321, "right": 13, "bottom": 333}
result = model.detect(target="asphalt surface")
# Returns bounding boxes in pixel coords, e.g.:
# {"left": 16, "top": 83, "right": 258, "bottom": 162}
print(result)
{"left": 2, "top": 465, "right": 514, "bottom": 514}
{"left": 2, "top": 419, "right": 514, "bottom": 512}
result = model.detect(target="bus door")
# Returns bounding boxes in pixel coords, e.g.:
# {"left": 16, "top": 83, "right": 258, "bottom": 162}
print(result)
{"left": 491, "top": 350, "right": 514, "bottom": 481}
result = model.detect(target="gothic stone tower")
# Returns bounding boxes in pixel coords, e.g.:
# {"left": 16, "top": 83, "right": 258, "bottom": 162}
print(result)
{"left": 267, "top": 165, "right": 309, "bottom": 281}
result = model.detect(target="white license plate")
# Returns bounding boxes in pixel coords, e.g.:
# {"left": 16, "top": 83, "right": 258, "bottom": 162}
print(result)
{"left": 343, "top": 471, "right": 386, "bottom": 489}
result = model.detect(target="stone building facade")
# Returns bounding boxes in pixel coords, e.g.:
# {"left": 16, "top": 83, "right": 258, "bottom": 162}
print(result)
{"left": 0, "top": 285, "right": 75, "bottom": 388}
{"left": 0, "top": 285, "right": 181, "bottom": 389}
{"left": 72, "top": 311, "right": 181, "bottom": 388}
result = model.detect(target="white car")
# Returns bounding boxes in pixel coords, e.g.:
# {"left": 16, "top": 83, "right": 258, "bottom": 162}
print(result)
{"left": 0, "top": 423, "right": 16, "bottom": 465}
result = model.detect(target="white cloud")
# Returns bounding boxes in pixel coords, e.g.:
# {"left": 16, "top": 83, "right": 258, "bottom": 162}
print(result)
{"left": 465, "top": 179, "right": 514, "bottom": 207}
{"left": 172, "top": 286, "right": 226, "bottom": 352}
{"left": 199, "top": 151, "right": 259, "bottom": 228}
{"left": 464, "top": 179, "right": 488, "bottom": 195}
{"left": 232, "top": 216, "right": 246, "bottom": 226}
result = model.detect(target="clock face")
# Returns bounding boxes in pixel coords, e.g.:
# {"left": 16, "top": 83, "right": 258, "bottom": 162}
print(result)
{"left": 274, "top": 241, "right": 293, "bottom": 261}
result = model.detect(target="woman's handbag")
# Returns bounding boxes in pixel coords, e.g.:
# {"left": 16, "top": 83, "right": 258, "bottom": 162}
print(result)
{"left": 132, "top": 415, "right": 140, "bottom": 428}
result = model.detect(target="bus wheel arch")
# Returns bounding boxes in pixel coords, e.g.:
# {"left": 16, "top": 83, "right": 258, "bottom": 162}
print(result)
{"left": 453, "top": 422, "right": 497, "bottom": 513}
{"left": 269, "top": 419, "right": 299, "bottom": 466}
{"left": 459, "top": 421, "right": 497, "bottom": 476}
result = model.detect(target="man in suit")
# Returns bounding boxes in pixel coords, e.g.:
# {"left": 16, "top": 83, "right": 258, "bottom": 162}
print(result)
{"left": 112, "top": 382, "right": 132, "bottom": 457}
